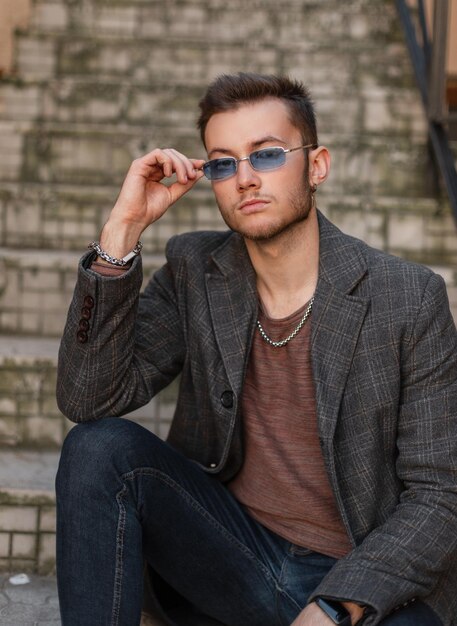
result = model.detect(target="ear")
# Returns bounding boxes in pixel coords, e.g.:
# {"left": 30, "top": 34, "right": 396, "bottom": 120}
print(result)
{"left": 308, "top": 146, "right": 330, "bottom": 189}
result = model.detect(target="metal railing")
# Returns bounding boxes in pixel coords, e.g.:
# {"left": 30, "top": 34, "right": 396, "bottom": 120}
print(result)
{"left": 396, "top": 0, "right": 457, "bottom": 225}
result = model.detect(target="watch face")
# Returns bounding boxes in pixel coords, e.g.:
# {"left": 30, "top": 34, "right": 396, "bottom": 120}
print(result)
{"left": 315, "top": 598, "right": 352, "bottom": 625}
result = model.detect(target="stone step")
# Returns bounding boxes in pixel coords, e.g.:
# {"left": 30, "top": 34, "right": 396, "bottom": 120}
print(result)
{"left": 0, "top": 338, "right": 66, "bottom": 449}
{"left": 0, "top": 336, "right": 177, "bottom": 449}
{"left": 0, "top": 450, "right": 58, "bottom": 574}
{"left": 1, "top": 183, "right": 456, "bottom": 251}
{"left": 0, "top": 195, "right": 456, "bottom": 336}
{"left": 12, "top": 9, "right": 412, "bottom": 87}
{"left": 0, "top": 248, "right": 163, "bottom": 337}
{"left": 0, "top": 78, "right": 426, "bottom": 140}
{"left": 24, "top": 0, "right": 404, "bottom": 48}
{"left": 0, "top": 119, "right": 433, "bottom": 196}
{"left": 0, "top": 182, "right": 225, "bottom": 253}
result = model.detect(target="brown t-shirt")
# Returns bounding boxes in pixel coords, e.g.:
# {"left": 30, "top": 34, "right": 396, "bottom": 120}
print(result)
{"left": 228, "top": 301, "right": 352, "bottom": 558}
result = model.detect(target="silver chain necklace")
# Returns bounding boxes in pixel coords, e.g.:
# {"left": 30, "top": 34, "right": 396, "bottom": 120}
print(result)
{"left": 256, "top": 297, "right": 314, "bottom": 348}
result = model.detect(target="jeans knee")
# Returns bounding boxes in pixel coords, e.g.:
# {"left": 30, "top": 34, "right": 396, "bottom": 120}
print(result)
{"left": 56, "top": 417, "right": 147, "bottom": 495}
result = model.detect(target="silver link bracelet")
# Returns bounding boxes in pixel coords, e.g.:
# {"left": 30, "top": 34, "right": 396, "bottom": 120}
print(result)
{"left": 88, "top": 240, "right": 143, "bottom": 267}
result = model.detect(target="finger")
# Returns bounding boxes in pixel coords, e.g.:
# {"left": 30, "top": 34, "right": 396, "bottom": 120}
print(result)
{"left": 128, "top": 150, "right": 171, "bottom": 182}
{"left": 162, "top": 149, "right": 192, "bottom": 184}
{"left": 167, "top": 169, "right": 205, "bottom": 205}
{"left": 130, "top": 149, "right": 183, "bottom": 179}
{"left": 130, "top": 149, "right": 205, "bottom": 184}
{"left": 165, "top": 149, "right": 205, "bottom": 182}
{"left": 163, "top": 150, "right": 206, "bottom": 180}
{"left": 190, "top": 158, "right": 207, "bottom": 176}
{"left": 154, "top": 150, "right": 179, "bottom": 180}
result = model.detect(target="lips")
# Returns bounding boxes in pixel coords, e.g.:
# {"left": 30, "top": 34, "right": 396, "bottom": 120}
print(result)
{"left": 238, "top": 198, "right": 269, "bottom": 214}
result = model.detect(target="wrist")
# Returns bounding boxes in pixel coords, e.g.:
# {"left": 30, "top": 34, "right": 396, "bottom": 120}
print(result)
{"left": 341, "top": 601, "right": 365, "bottom": 625}
{"left": 99, "top": 218, "right": 145, "bottom": 259}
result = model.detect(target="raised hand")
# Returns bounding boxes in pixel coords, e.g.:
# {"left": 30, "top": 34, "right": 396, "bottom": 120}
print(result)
{"left": 100, "top": 148, "right": 206, "bottom": 258}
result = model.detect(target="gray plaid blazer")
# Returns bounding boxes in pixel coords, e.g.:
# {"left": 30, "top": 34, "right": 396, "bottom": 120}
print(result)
{"left": 57, "top": 212, "right": 457, "bottom": 625}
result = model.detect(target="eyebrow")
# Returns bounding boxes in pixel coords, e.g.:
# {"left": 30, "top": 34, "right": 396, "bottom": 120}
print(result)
{"left": 207, "top": 135, "right": 286, "bottom": 158}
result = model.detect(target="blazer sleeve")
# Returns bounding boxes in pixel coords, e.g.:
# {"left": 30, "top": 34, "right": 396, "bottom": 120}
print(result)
{"left": 56, "top": 246, "right": 186, "bottom": 422}
{"left": 309, "top": 273, "right": 457, "bottom": 624}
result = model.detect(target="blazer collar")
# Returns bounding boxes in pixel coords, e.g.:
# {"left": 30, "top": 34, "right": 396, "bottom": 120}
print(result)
{"left": 205, "top": 233, "right": 258, "bottom": 393}
{"left": 312, "top": 211, "right": 370, "bottom": 445}
{"left": 317, "top": 210, "right": 368, "bottom": 295}
{"left": 209, "top": 231, "right": 256, "bottom": 283}
{"left": 207, "top": 211, "right": 369, "bottom": 293}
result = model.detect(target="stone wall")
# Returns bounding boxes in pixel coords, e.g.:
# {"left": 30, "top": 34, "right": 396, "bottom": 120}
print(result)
{"left": 0, "top": 0, "right": 456, "bottom": 455}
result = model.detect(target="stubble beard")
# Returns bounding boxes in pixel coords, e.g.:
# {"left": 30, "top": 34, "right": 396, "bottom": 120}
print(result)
{"left": 216, "top": 177, "right": 314, "bottom": 242}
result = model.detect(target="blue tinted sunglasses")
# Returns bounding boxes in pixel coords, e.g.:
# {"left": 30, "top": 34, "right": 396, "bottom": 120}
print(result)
{"left": 202, "top": 144, "right": 317, "bottom": 181}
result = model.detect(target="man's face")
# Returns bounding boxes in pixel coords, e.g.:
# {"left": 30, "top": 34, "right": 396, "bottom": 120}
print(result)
{"left": 204, "top": 98, "right": 313, "bottom": 241}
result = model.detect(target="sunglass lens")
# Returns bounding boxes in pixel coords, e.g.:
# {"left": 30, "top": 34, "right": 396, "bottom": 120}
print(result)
{"left": 203, "top": 158, "right": 236, "bottom": 180}
{"left": 250, "top": 148, "right": 285, "bottom": 171}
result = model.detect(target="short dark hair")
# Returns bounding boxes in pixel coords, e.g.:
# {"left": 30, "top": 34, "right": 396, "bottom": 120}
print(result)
{"left": 197, "top": 72, "right": 318, "bottom": 148}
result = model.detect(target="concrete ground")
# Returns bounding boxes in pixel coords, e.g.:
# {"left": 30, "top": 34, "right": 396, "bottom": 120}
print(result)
{"left": 0, "top": 575, "right": 166, "bottom": 626}
{"left": 0, "top": 574, "right": 60, "bottom": 626}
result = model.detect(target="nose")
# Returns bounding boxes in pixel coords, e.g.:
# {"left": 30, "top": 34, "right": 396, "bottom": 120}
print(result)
{"left": 236, "top": 158, "right": 261, "bottom": 192}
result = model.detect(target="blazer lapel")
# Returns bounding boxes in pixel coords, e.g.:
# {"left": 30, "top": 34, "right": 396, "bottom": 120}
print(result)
{"left": 312, "top": 213, "right": 370, "bottom": 443}
{"left": 205, "top": 233, "right": 258, "bottom": 394}
{"left": 203, "top": 216, "right": 370, "bottom": 444}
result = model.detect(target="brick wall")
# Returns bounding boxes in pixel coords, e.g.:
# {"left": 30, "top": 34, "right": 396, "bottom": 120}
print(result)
{"left": 0, "top": 0, "right": 456, "bottom": 456}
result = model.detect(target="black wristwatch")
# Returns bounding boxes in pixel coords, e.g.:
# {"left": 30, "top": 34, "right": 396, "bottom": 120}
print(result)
{"left": 315, "top": 597, "right": 352, "bottom": 625}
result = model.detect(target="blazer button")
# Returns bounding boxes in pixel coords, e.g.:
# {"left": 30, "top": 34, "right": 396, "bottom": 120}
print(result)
{"left": 77, "top": 330, "right": 88, "bottom": 343}
{"left": 220, "top": 390, "right": 233, "bottom": 408}
{"left": 78, "top": 319, "right": 90, "bottom": 331}
{"left": 83, "top": 295, "right": 95, "bottom": 308}
{"left": 80, "top": 307, "right": 91, "bottom": 320}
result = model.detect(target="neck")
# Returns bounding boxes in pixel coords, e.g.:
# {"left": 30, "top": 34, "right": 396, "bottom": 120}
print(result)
{"left": 244, "top": 208, "right": 319, "bottom": 319}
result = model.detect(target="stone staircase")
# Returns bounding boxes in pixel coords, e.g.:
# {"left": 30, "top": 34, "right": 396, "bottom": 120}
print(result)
{"left": 0, "top": 0, "right": 456, "bottom": 576}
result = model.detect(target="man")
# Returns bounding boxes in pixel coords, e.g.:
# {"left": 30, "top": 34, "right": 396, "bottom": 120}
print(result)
{"left": 56, "top": 73, "right": 457, "bottom": 626}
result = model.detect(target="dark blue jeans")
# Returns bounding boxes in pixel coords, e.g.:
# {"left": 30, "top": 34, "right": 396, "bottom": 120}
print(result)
{"left": 56, "top": 417, "right": 442, "bottom": 626}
